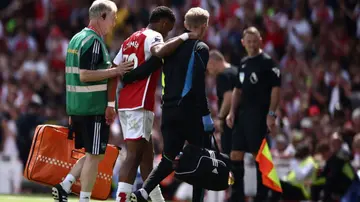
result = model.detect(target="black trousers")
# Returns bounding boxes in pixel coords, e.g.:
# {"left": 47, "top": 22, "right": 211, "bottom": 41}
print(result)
{"left": 143, "top": 106, "right": 211, "bottom": 202}
{"left": 221, "top": 123, "right": 232, "bottom": 155}
{"left": 232, "top": 109, "right": 267, "bottom": 153}
{"left": 161, "top": 106, "right": 211, "bottom": 160}
{"left": 269, "top": 181, "right": 306, "bottom": 201}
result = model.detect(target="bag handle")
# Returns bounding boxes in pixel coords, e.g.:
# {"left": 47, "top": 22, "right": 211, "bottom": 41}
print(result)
{"left": 211, "top": 134, "right": 220, "bottom": 152}
{"left": 71, "top": 150, "right": 85, "bottom": 160}
{"left": 67, "top": 124, "right": 74, "bottom": 140}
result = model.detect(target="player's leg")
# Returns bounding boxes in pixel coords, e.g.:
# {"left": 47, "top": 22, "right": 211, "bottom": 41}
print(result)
{"left": 131, "top": 108, "right": 185, "bottom": 202}
{"left": 52, "top": 116, "right": 86, "bottom": 202}
{"left": 248, "top": 118, "right": 268, "bottom": 202}
{"left": 221, "top": 124, "right": 233, "bottom": 155}
{"left": 140, "top": 139, "right": 165, "bottom": 202}
{"left": 221, "top": 123, "right": 233, "bottom": 201}
{"left": 58, "top": 156, "right": 85, "bottom": 193}
{"left": 78, "top": 115, "right": 109, "bottom": 202}
{"left": 116, "top": 110, "right": 152, "bottom": 202}
{"left": 185, "top": 116, "right": 210, "bottom": 202}
{"left": 117, "top": 140, "right": 146, "bottom": 201}
{"left": 229, "top": 119, "right": 247, "bottom": 202}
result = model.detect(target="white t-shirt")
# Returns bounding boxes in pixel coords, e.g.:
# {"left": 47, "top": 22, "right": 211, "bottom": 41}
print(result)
{"left": 287, "top": 19, "right": 311, "bottom": 53}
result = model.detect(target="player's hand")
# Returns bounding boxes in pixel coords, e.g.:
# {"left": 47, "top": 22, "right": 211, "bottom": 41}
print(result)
{"left": 68, "top": 116, "right": 72, "bottom": 125}
{"left": 188, "top": 31, "right": 200, "bottom": 39}
{"left": 267, "top": 115, "right": 276, "bottom": 137}
{"left": 115, "top": 61, "right": 134, "bottom": 76}
{"left": 226, "top": 112, "right": 234, "bottom": 129}
{"left": 215, "top": 118, "right": 225, "bottom": 133}
{"left": 105, "top": 106, "right": 116, "bottom": 125}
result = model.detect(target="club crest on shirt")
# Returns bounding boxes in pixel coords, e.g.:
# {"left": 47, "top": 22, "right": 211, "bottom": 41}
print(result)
{"left": 152, "top": 36, "right": 162, "bottom": 44}
{"left": 250, "top": 72, "right": 258, "bottom": 84}
{"left": 239, "top": 72, "right": 245, "bottom": 83}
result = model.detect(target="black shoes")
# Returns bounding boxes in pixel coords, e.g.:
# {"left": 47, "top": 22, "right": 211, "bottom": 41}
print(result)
{"left": 130, "top": 190, "right": 147, "bottom": 202}
{"left": 52, "top": 184, "right": 68, "bottom": 202}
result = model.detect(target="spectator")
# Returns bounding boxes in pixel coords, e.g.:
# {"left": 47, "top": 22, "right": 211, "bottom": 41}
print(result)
{"left": 287, "top": 7, "right": 312, "bottom": 53}
{"left": 45, "top": 25, "right": 68, "bottom": 72}
{"left": 8, "top": 27, "right": 37, "bottom": 53}
{"left": 272, "top": 135, "right": 296, "bottom": 179}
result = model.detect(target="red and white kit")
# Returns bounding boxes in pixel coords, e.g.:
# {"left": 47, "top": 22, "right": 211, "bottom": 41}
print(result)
{"left": 113, "top": 28, "right": 163, "bottom": 141}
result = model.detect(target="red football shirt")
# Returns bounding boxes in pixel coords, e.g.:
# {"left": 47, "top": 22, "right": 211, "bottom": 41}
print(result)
{"left": 113, "top": 28, "right": 163, "bottom": 112}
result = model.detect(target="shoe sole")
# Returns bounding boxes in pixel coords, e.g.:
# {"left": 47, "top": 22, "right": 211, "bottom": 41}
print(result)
{"left": 130, "top": 193, "right": 137, "bottom": 202}
{"left": 52, "top": 186, "right": 68, "bottom": 202}
{"left": 52, "top": 187, "right": 60, "bottom": 202}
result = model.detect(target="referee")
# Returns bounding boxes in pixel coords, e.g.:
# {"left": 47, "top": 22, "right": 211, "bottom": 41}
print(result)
{"left": 207, "top": 50, "right": 238, "bottom": 155}
{"left": 130, "top": 7, "right": 213, "bottom": 202}
{"left": 226, "top": 27, "right": 281, "bottom": 202}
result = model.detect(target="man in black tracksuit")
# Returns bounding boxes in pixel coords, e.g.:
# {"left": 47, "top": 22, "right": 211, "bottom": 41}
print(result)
{"left": 130, "top": 8, "right": 213, "bottom": 202}
{"left": 312, "top": 134, "right": 359, "bottom": 202}
{"left": 226, "top": 27, "right": 281, "bottom": 202}
{"left": 207, "top": 50, "right": 238, "bottom": 155}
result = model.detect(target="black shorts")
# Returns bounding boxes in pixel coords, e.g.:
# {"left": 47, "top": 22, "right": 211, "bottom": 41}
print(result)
{"left": 232, "top": 110, "right": 267, "bottom": 154}
{"left": 71, "top": 115, "right": 110, "bottom": 155}
{"left": 221, "top": 124, "right": 232, "bottom": 155}
{"left": 161, "top": 106, "right": 211, "bottom": 160}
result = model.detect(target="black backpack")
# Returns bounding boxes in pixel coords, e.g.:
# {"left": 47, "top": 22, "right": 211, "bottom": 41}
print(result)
{"left": 174, "top": 135, "right": 232, "bottom": 191}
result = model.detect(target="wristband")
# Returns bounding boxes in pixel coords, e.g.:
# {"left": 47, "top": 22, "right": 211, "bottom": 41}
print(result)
{"left": 179, "top": 33, "right": 189, "bottom": 41}
{"left": 107, "top": 101, "right": 115, "bottom": 108}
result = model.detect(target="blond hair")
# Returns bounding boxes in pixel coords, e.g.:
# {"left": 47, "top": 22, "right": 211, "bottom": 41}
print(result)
{"left": 209, "top": 50, "right": 225, "bottom": 61}
{"left": 243, "top": 26, "right": 261, "bottom": 38}
{"left": 184, "top": 7, "right": 210, "bottom": 28}
{"left": 89, "top": 0, "right": 117, "bottom": 20}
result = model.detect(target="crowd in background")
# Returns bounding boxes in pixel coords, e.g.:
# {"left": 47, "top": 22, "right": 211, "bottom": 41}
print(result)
{"left": 1, "top": 0, "right": 360, "bottom": 200}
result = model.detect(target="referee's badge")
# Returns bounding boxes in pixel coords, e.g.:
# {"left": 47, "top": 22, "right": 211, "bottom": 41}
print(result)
{"left": 250, "top": 72, "right": 258, "bottom": 84}
{"left": 239, "top": 72, "right": 245, "bottom": 83}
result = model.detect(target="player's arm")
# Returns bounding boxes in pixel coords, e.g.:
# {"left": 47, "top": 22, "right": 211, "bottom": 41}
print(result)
{"left": 79, "top": 40, "right": 132, "bottom": 82}
{"left": 151, "top": 32, "right": 192, "bottom": 58}
{"left": 268, "top": 62, "right": 281, "bottom": 114}
{"left": 122, "top": 56, "right": 163, "bottom": 84}
{"left": 193, "top": 42, "right": 210, "bottom": 116}
{"left": 217, "top": 74, "right": 233, "bottom": 120}
{"left": 229, "top": 66, "right": 242, "bottom": 118}
{"left": 107, "top": 66, "right": 118, "bottom": 107}
{"left": 106, "top": 47, "right": 125, "bottom": 106}
{"left": 229, "top": 88, "right": 241, "bottom": 116}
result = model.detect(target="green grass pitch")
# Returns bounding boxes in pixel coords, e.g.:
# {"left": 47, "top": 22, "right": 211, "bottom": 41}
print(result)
{"left": 0, "top": 195, "right": 108, "bottom": 202}
{"left": 0, "top": 195, "right": 174, "bottom": 202}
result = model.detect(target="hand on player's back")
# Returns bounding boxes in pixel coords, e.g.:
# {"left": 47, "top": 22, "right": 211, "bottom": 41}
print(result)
{"left": 105, "top": 106, "right": 116, "bottom": 125}
{"left": 114, "top": 61, "right": 134, "bottom": 76}
{"left": 188, "top": 31, "right": 201, "bottom": 40}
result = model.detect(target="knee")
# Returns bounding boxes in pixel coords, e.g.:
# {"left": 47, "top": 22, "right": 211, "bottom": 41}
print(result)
{"left": 85, "top": 153, "right": 104, "bottom": 163}
{"left": 76, "top": 156, "right": 86, "bottom": 164}
{"left": 230, "top": 151, "right": 245, "bottom": 161}
{"left": 124, "top": 152, "right": 142, "bottom": 165}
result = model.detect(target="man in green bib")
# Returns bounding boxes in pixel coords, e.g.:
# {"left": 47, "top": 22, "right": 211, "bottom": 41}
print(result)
{"left": 52, "top": 1, "right": 133, "bottom": 202}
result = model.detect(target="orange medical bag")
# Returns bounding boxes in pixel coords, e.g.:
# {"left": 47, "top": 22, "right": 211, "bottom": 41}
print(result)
{"left": 24, "top": 124, "right": 119, "bottom": 200}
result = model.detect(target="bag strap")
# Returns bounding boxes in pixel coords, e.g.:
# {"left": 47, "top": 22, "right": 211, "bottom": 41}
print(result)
{"left": 211, "top": 134, "right": 220, "bottom": 152}
{"left": 67, "top": 124, "right": 74, "bottom": 140}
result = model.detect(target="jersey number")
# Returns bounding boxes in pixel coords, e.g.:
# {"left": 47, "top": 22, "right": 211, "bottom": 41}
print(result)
{"left": 123, "top": 53, "right": 138, "bottom": 68}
